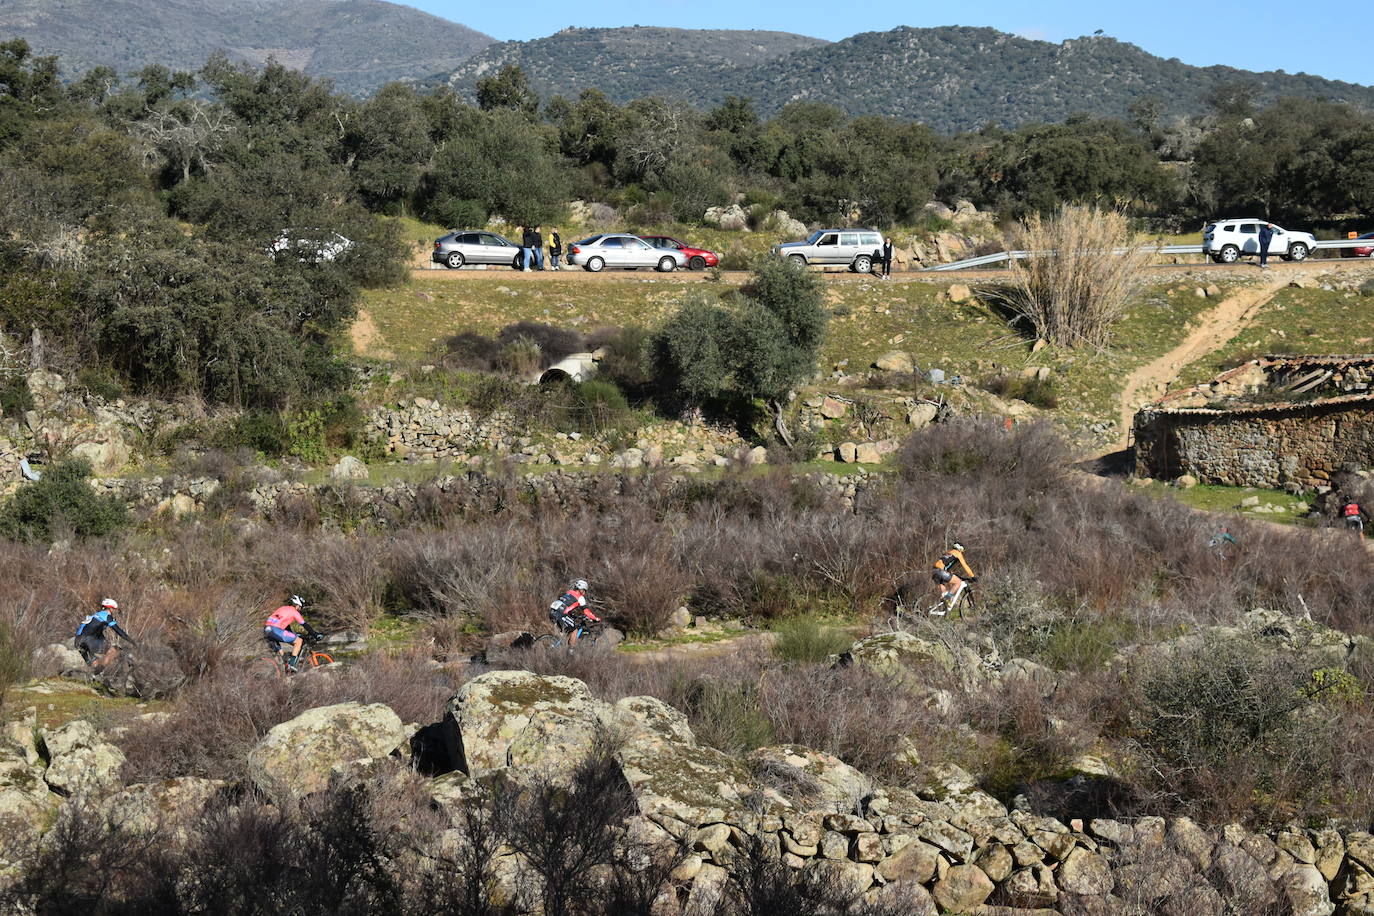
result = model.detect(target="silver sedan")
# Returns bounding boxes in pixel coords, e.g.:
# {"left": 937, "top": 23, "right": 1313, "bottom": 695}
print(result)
{"left": 566, "top": 234, "right": 686, "bottom": 272}
{"left": 432, "top": 230, "right": 522, "bottom": 269}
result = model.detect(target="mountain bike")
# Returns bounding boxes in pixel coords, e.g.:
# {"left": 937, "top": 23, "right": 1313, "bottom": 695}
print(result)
{"left": 250, "top": 632, "right": 334, "bottom": 680}
{"left": 534, "top": 618, "right": 606, "bottom": 652}
{"left": 926, "top": 579, "right": 978, "bottom": 619}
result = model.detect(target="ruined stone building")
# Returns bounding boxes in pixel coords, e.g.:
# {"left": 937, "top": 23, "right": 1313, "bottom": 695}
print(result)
{"left": 1133, "top": 355, "right": 1374, "bottom": 488}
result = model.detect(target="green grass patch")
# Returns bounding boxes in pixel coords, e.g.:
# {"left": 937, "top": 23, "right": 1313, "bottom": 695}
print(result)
{"left": 771, "top": 616, "right": 854, "bottom": 663}
{"left": 1141, "top": 481, "right": 1314, "bottom": 526}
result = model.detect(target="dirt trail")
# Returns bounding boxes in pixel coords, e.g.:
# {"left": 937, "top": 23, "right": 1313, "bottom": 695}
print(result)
{"left": 1116, "top": 272, "right": 1294, "bottom": 447}
{"left": 350, "top": 309, "right": 391, "bottom": 359}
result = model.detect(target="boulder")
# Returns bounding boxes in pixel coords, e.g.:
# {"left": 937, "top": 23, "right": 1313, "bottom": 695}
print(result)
{"left": 684, "top": 862, "right": 728, "bottom": 916}
{"left": 100, "top": 777, "right": 223, "bottom": 837}
{"left": 1057, "top": 847, "right": 1113, "bottom": 896}
{"left": 1167, "top": 816, "right": 1214, "bottom": 870}
{"left": 764, "top": 210, "right": 807, "bottom": 237}
{"left": 155, "top": 493, "right": 198, "bottom": 518}
{"left": 932, "top": 863, "right": 994, "bottom": 912}
{"left": 42, "top": 719, "right": 125, "bottom": 796}
{"left": 248, "top": 701, "right": 407, "bottom": 796}
{"left": 32, "top": 641, "right": 86, "bottom": 674}
{"left": 703, "top": 204, "right": 749, "bottom": 232}
{"left": 863, "top": 880, "right": 937, "bottom": 915}
{"left": 873, "top": 351, "right": 914, "bottom": 374}
{"left": 819, "top": 397, "right": 848, "bottom": 419}
{"left": 906, "top": 403, "right": 939, "bottom": 428}
{"left": 854, "top": 443, "right": 882, "bottom": 464}
{"left": 876, "top": 840, "right": 940, "bottom": 884}
{"left": 71, "top": 438, "right": 131, "bottom": 475}
{"left": 745, "top": 445, "right": 768, "bottom": 467}
{"left": 1207, "top": 843, "right": 1278, "bottom": 911}
{"left": 331, "top": 455, "right": 369, "bottom": 480}
{"left": 806, "top": 859, "right": 875, "bottom": 900}
{"left": 947, "top": 283, "right": 974, "bottom": 304}
{"left": 448, "top": 671, "right": 605, "bottom": 778}
{"left": 1280, "top": 864, "right": 1335, "bottom": 916}
{"left": 748, "top": 745, "right": 872, "bottom": 808}
{"left": 837, "top": 442, "right": 858, "bottom": 463}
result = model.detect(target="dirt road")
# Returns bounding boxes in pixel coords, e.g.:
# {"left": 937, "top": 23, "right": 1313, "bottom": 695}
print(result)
{"left": 1114, "top": 272, "right": 1296, "bottom": 448}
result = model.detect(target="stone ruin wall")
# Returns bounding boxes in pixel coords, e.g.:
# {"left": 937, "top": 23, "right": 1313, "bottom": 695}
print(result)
{"left": 1135, "top": 355, "right": 1374, "bottom": 487}
{"left": 1135, "top": 399, "right": 1374, "bottom": 488}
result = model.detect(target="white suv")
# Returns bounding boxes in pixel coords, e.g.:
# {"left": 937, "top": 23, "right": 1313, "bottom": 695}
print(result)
{"left": 1203, "top": 219, "right": 1315, "bottom": 264}
{"left": 773, "top": 229, "right": 885, "bottom": 273}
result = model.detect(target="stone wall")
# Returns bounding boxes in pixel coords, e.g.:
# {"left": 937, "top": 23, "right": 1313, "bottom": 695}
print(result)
{"left": 1135, "top": 397, "right": 1374, "bottom": 487}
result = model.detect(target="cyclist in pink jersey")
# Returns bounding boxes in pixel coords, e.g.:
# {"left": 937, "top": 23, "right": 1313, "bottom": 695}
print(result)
{"left": 264, "top": 595, "right": 319, "bottom": 670}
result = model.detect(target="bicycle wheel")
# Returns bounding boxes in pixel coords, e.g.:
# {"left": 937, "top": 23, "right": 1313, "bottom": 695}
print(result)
{"left": 249, "top": 655, "right": 284, "bottom": 682}
{"left": 533, "top": 634, "right": 562, "bottom": 650}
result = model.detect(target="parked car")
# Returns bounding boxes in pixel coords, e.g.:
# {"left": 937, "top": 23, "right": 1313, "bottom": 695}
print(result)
{"left": 772, "top": 229, "right": 884, "bottom": 273}
{"left": 1202, "top": 219, "right": 1315, "bottom": 264}
{"left": 1340, "top": 231, "right": 1374, "bottom": 258}
{"left": 269, "top": 229, "right": 353, "bottom": 263}
{"left": 566, "top": 234, "right": 686, "bottom": 272}
{"left": 640, "top": 235, "right": 719, "bottom": 270}
{"left": 432, "top": 230, "right": 522, "bottom": 269}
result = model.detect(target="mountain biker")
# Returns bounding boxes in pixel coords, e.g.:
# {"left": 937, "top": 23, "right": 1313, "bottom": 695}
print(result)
{"left": 548, "top": 579, "right": 600, "bottom": 646}
{"left": 264, "top": 595, "right": 321, "bottom": 671}
{"left": 75, "top": 598, "right": 137, "bottom": 666}
{"left": 1208, "top": 525, "right": 1239, "bottom": 556}
{"left": 931, "top": 542, "right": 976, "bottom": 616}
{"left": 1341, "top": 498, "right": 1369, "bottom": 535}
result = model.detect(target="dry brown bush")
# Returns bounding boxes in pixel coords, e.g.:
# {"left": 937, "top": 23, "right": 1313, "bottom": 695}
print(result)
{"left": 999, "top": 204, "right": 1154, "bottom": 347}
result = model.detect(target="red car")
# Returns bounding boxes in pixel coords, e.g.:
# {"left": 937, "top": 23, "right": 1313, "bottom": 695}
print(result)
{"left": 640, "top": 236, "right": 719, "bottom": 270}
{"left": 1342, "top": 231, "right": 1374, "bottom": 258}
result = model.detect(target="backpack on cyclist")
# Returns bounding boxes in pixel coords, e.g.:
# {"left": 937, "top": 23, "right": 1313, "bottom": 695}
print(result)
{"left": 1343, "top": 502, "right": 1362, "bottom": 518}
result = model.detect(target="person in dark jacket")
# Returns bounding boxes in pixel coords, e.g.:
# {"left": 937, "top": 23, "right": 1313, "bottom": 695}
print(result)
{"left": 532, "top": 225, "right": 545, "bottom": 270}
{"left": 520, "top": 225, "right": 537, "bottom": 271}
{"left": 75, "top": 598, "right": 137, "bottom": 665}
{"left": 1258, "top": 222, "right": 1275, "bottom": 269}
{"left": 882, "top": 238, "right": 894, "bottom": 277}
{"left": 548, "top": 228, "right": 563, "bottom": 270}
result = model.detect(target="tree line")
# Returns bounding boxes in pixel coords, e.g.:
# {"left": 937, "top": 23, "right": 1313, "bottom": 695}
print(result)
{"left": 1, "top": 40, "right": 1370, "bottom": 409}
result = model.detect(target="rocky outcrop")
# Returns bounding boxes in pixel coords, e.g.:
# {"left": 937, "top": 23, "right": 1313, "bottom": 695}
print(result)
{"left": 247, "top": 701, "right": 408, "bottom": 797}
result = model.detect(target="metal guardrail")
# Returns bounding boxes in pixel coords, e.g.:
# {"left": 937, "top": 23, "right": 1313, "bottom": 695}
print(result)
{"left": 923, "top": 239, "right": 1372, "bottom": 271}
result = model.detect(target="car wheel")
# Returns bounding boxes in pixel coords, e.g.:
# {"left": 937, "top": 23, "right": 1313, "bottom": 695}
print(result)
{"left": 689, "top": 256, "right": 706, "bottom": 270}
{"left": 445, "top": 251, "right": 464, "bottom": 269}
{"left": 511, "top": 254, "right": 523, "bottom": 269}
{"left": 586, "top": 256, "right": 605, "bottom": 272}
{"left": 657, "top": 257, "right": 677, "bottom": 272}
{"left": 1218, "top": 245, "right": 1240, "bottom": 264}
{"left": 788, "top": 254, "right": 807, "bottom": 267}
{"left": 853, "top": 255, "right": 873, "bottom": 273}
{"left": 1288, "top": 243, "right": 1309, "bottom": 261}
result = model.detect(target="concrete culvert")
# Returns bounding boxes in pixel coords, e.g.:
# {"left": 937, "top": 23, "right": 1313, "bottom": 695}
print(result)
{"left": 537, "top": 351, "right": 600, "bottom": 385}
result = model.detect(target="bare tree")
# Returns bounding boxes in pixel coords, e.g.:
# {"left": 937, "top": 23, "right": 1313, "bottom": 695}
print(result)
{"left": 133, "top": 100, "right": 235, "bottom": 184}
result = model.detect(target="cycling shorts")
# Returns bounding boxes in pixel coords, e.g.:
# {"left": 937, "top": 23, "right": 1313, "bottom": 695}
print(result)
{"left": 265, "top": 625, "right": 298, "bottom": 644}
{"left": 555, "top": 614, "right": 580, "bottom": 634}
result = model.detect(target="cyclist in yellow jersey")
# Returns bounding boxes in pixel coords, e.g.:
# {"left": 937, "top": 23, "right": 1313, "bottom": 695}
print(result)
{"left": 931, "top": 541, "right": 976, "bottom": 616}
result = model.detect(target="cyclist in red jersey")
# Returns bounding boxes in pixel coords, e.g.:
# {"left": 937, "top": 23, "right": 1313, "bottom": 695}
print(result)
{"left": 264, "top": 595, "right": 320, "bottom": 670}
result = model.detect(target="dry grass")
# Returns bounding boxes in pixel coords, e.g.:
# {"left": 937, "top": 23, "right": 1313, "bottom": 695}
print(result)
{"left": 1002, "top": 205, "right": 1155, "bottom": 348}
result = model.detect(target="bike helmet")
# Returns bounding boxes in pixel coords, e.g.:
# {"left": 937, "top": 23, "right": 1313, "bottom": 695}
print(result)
{"left": 572, "top": 579, "right": 589, "bottom": 591}
{"left": 289, "top": 595, "right": 305, "bottom": 607}
{"left": 100, "top": 598, "right": 118, "bottom": 610}
{"left": 951, "top": 542, "right": 965, "bottom": 552}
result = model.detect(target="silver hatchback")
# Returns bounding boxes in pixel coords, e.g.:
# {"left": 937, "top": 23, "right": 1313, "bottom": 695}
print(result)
{"left": 432, "top": 230, "right": 522, "bottom": 269}
{"left": 566, "top": 234, "right": 686, "bottom": 272}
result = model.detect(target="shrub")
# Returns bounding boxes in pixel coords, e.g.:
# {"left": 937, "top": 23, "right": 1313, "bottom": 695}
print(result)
{"left": 0, "top": 374, "right": 34, "bottom": 419}
{"left": 214, "top": 410, "right": 290, "bottom": 456}
{"left": 999, "top": 205, "right": 1152, "bottom": 347}
{"left": 772, "top": 617, "right": 852, "bottom": 663}
{"left": 0, "top": 458, "right": 127, "bottom": 544}
{"left": 981, "top": 372, "right": 1059, "bottom": 409}
{"left": 0, "top": 618, "right": 30, "bottom": 711}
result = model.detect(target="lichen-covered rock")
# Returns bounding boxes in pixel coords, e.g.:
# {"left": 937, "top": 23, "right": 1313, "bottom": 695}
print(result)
{"left": 449, "top": 670, "right": 605, "bottom": 777}
{"left": 1058, "top": 847, "right": 1113, "bottom": 896}
{"left": 863, "top": 880, "right": 937, "bottom": 915}
{"left": 876, "top": 839, "right": 939, "bottom": 884}
{"left": 99, "top": 777, "right": 223, "bottom": 836}
{"left": 932, "top": 863, "right": 994, "bottom": 912}
{"left": 41, "top": 719, "right": 125, "bottom": 796}
{"left": 248, "top": 702, "right": 406, "bottom": 796}
{"left": 1281, "top": 864, "right": 1335, "bottom": 916}
{"left": 1208, "top": 843, "right": 1278, "bottom": 911}
{"left": 806, "top": 859, "right": 874, "bottom": 900}
{"left": 748, "top": 745, "right": 872, "bottom": 808}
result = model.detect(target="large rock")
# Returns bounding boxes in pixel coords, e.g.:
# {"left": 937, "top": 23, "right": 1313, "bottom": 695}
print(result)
{"left": 764, "top": 210, "right": 807, "bottom": 237}
{"left": 703, "top": 204, "right": 749, "bottom": 232}
{"left": 863, "top": 880, "right": 937, "bottom": 915}
{"left": 806, "top": 859, "right": 875, "bottom": 901}
{"left": 1207, "top": 843, "right": 1278, "bottom": 911}
{"left": 449, "top": 670, "right": 606, "bottom": 778}
{"left": 1280, "top": 864, "right": 1335, "bottom": 916}
{"left": 248, "top": 702, "right": 406, "bottom": 796}
{"left": 748, "top": 745, "right": 872, "bottom": 808}
{"left": 330, "top": 455, "right": 369, "bottom": 480}
{"left": 100, "top": 777, "right": 223, "bottom": 837}
{"left": 1058, "top": 847, "right": 1113, "bottom": 896}
{"left": 42, "top": 719, "right": 125, "bottom": 796}
{"left": 71, "top": 438, "right": 131, "bottom": 475}
{"left": 32, "top": 642, "right": 86, "bottom": 674}
{"left": 873, "top": 351, "right": 914, "bottom": 374}
{"left": 931, "top": 863, "right": 994, "bottom": 912}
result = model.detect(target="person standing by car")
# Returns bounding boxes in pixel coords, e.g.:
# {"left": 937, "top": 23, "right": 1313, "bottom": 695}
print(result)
{"left": 520, "top": 225, "right": 537, "bottom": 271}
{"left": 881, "top": 237, "right": 894, "bottom": 277}
{"left": 532, "top": 225, "right": 545, "bottom": 270}
{"left": 548, "top": 228, "right": 563, "bottom": 271}
{"left": 1258, "top": 222, "right": 1275, "bottom": 269}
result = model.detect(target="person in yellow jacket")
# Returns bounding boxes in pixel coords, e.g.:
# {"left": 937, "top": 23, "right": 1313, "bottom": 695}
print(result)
{"left": 931, "top": 541, "right": 976, "bottom": 616}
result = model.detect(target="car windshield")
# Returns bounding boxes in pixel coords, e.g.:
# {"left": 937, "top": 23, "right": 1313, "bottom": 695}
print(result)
{"left": 805, "top": 231, "right": 825, "bottom": 244}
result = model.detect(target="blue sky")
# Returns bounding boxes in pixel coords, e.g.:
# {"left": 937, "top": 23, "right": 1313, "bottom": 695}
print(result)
{"left": 412, "top": 0, "right": 1370, "bottom": 87}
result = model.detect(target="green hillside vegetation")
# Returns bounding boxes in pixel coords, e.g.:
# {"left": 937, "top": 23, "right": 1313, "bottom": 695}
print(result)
{"left": 0, "top": 0, "right": 494, "bottom": 94}
{"left": 446, "top": 25, "right": 1374, "bottom": 132}
{"left": 449, "top": 26, "right": 828, "bottom": 103}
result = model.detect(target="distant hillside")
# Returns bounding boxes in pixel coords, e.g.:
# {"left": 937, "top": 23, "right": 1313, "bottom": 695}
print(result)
{"left": 445, "top": 25, "right": 1374, "bottom": 132}
{"left": 0, "top": 0, "right": 494, "bottom": 94}
{"left": 446, "top": 26, "right": 829, "bottom": 101}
